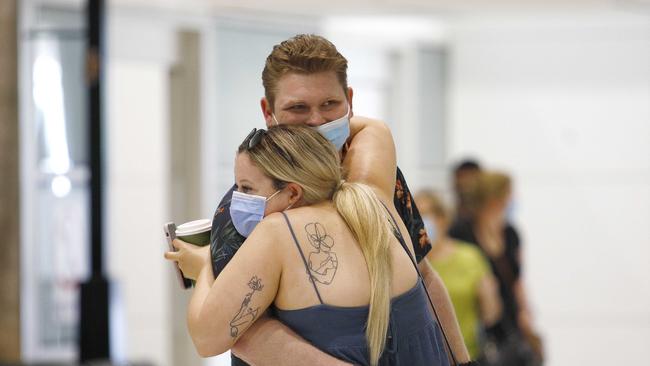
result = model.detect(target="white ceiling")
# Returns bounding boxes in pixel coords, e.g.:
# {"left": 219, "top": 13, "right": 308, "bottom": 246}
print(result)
{"left": 108, "top": 0, "right": 649, "bottom": 17}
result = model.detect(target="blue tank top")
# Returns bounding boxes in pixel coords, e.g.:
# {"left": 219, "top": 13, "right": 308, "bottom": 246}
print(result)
{"left": 274, "top": 212, "right": 451, "bottom": 366}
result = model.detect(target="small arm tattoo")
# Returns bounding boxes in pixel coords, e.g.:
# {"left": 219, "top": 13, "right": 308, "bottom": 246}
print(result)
{"left": 304, "top": 222, "right": 338, "bottom": 285}
{"left": 229, "top": 276, "right": 264, "bottom": 338}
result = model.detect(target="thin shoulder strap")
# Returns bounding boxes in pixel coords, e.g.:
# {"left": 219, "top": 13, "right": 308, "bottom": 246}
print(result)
{"left": 280, "top": 212, "right": 324, "bottom": 304}
{"left": 380, "top": 202, "right": 458, "bottom": 365}
{"left": 381, "top": 202, "right": 419, "bottom": 269}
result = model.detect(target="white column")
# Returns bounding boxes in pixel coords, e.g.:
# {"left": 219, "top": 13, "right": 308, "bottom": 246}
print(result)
{"left": 106, "top": 10, "right": 176, "bottom": 366}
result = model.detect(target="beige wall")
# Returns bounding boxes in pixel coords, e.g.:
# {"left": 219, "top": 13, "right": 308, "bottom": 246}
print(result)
{"left": 0, "top": 0, "right": 20, "bottom": 362}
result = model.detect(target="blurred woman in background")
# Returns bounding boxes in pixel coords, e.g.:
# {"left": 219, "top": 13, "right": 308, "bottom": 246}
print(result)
{"left": 415, "top": 190, "right": 501, "bottom": 360}
{"left": 449, "top": 171, "right": 544, "bottom": 365}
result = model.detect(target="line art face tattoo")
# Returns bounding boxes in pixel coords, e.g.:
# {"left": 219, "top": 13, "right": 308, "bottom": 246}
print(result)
{"left": 229, "top": 276, "right": 264, "bottom": 338}
{"left": 304, "top": 222, "right": 338, "bottom": 285}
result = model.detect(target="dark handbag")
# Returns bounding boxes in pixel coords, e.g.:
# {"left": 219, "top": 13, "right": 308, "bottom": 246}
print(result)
{"left": 479, "top": 250, "right": 543, "bottom": 366}
{"left": 479, "top": 324, "right": 542, "bottom": 366}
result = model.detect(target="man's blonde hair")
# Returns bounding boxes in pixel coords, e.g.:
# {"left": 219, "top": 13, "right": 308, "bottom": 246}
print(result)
{"left": 262, "top": 34, "right": 349, "bottom": 110}
{"left": 239, "top": 125, "right": 392, "bottom": 366}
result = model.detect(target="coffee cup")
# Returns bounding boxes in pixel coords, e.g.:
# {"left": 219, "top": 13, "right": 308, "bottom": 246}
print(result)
{"left": 175, "top": 219, "right": 211, "bottom": 246}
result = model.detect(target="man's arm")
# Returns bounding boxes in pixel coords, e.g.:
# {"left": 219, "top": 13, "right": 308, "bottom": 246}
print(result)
{"left": 419, "top": 259, "right": 471, "bottom": 364}
{"left": 232, "top": 313, "right": 352, "bottom": 366}
{"left": 345, "top": 116, "right": 396, "bottom": 197}
{"left": 348, "top": 117, "right": 471, "bottom": 363}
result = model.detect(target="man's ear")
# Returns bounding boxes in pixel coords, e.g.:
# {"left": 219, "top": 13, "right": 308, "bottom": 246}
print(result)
{"left": 347, "top": 87, "right": 354, "bottom": 117}
{"left": 286, "top": 182, "right": 304, "bottom": 207}
{"left": 261, "top": 97, "right": 274, "bottom": 128}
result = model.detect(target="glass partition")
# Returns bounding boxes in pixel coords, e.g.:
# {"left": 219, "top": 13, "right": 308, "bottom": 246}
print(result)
{"left": 20, "top": 3, "right": 89, "bottom": 362}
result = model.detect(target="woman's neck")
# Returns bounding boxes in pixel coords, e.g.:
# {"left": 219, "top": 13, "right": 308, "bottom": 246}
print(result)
{"left": 476, "top": 209, "right": 504, "bottom": 232}
{"left": 474, "top": 211, "right": 505, "bottom": 258}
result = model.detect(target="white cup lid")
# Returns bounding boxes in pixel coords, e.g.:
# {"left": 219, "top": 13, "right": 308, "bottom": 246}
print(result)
{"left": 176, "top": 218, "right": 212, "bottom": 236}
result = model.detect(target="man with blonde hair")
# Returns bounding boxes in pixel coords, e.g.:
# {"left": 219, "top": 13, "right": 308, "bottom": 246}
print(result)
{"left": 208, "top": 34, "right": 472, "bottom": 365}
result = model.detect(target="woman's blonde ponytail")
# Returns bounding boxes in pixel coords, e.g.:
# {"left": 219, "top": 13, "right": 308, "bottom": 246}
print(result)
{"left": 333, "top": 182, "right": 393, "bottom": 366}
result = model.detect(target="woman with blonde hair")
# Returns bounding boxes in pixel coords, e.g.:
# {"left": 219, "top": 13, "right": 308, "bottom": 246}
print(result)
{"left": 166, "top": 124, "right": 451, "bottom": 365}
{"left": 415, "top": 189, "right": 501, "bottom": 359}
{"left": 449, "top": 171, "right": 544, "bottom": 365}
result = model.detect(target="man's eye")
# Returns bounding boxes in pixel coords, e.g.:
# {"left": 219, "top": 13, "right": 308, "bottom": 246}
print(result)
{"left": 288, "top": 104, "right": 307, "bottom": 111}
{"left": 323, "top": 100, "right": 340, "bottom": 108}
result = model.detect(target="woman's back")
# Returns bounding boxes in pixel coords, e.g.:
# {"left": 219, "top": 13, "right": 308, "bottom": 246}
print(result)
{"left": 270, "top": 203, "right": 450, "bottom": 365}
{"left": 273, "top": 202, "right": 418, "bottom": 310}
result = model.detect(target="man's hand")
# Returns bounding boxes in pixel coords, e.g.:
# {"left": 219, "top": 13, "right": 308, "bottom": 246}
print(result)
{"left": 165, "top": 240, "right": 211, "bottom": 280}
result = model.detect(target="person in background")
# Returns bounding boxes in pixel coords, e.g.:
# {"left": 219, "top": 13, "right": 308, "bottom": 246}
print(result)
{"left": 451, "top": 159, "right": 482, "bottom": 224}
{"left": 415, "top": 189, "right": 502, "bottom": 360}
{"left": 448, "top": 171, "right": 544, "bottom": 365}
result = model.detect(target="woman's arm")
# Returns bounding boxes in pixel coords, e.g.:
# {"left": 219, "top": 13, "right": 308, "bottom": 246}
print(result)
{"left": 514, "top": 279, "right": 544, "bottom": 360}
{"left": 512, "top": 241, "right": 544, "bottom": 361}
{"left": 167, "top": 215, "right": 285, "bottom": 357}
{"left": 477, "top": 273, "right": 502, "bottom": 326}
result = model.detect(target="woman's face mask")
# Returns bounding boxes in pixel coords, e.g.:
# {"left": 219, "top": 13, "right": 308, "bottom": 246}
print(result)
{"left": 422, "top": 216, "right": 437, "bottom": 245}
{"left": 230, "top": 189, "right": 281, "bottom": 237}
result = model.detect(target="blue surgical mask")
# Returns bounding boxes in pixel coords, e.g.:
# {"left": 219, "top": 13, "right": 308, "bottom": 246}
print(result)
{"left": 422, "top": 217, "right": 437, "bottom": 245}
{"left": 315, "top": 104, "right": 350, "bottom": 151}
{"left": 230, "top": 189, "right": 281, "bottom": 237}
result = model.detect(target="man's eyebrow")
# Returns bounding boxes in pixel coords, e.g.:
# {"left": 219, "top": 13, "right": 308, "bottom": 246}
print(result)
{"left": 279, "top": 99, "right": 305, "bottom": 107}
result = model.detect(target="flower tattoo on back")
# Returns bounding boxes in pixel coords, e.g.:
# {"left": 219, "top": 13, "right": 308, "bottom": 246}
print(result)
{"left": 229, "top": 276, "right": 264, "bottom": 338}
{"left": 304, "top": 222, "right": 338, "bottom": 285}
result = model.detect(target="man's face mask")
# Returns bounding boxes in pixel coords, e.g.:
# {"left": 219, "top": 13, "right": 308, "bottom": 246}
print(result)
{"left": 272, "top": 103, "right": 351, "bottom": 151}
{"left": 230, "top": 189, "right": 281, "bottom": 237}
